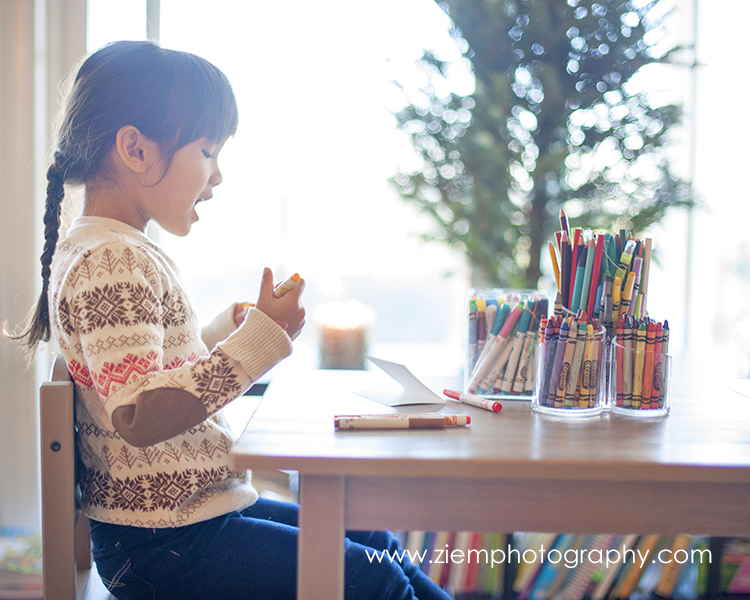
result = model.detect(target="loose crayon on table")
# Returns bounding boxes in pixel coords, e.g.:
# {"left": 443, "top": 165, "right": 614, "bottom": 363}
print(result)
{"left": 632, "top": 322, "right": 647, "bottom": 409}
{"left": 546, "top": 320, "right": 569, "bottom": 407}
{"left": 273, "top": 272, "right": 302, "bottom": 298}
{"left": 444, "top": 389, "right": 502, "bottom": 413}
{"left": 641, "top": 322, "right": 657, "bottom": 409}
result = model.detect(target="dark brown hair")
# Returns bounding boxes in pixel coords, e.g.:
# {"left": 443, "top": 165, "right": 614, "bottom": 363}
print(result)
{"left": 8, "top": 40, "right": 238, "bottom": 353}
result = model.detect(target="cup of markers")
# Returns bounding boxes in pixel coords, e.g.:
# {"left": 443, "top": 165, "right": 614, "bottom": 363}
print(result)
{"left": 465, "top": 289, "right": 549, "bottom": 400}
{"left": 532, "top": 314, "right": 607, "bottom": 417}
{"left": 609, "top": 316, "right": 672, "bottom": 417}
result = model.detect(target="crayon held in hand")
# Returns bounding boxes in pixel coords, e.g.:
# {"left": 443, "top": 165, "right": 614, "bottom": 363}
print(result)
{"left": 273, "top": 273, "right": 302, "bottom": 298}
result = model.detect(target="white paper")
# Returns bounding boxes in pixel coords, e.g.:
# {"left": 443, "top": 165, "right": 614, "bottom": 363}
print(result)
{"left": 353, "top": 355, "right": 445, "bottom": 407}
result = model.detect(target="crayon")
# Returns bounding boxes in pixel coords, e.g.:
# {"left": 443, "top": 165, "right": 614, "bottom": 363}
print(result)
{"left": 553, "top": 291, "right": 563, "bottom": 318}
{"left": 641, "top": 322, "right": 657, "bottom": 409}
{"left": 579, "top": 239, "right": 595, "bottom": 312}
{"left": 614, "top": 239, "right": 636, "bottom": 287}
{"left": 660, "top": 321, "right": 670, "bottom": 407}
{"left": 273, "top": 272, "right": 302, "bottom": 298}
{"left": 555, "top": 320, "right": 579, "bottom": 408}
{"left": 623, "top": 316, "right": 634, "bottom": 408}
{"left": 580, "top": 323, "right": 596, "bottom": 408}
{"left": 477, "top": 306, "right": 487, "bottom": 356}
{"left": 611, "top": 276, "right": 622, "bottom": 324}
{"left": 651, "top": 322, "right": 664, "bottom": 408}
{"left": 468, "top": 303, "right": 479, "bottom": 372}
{"left": 473, "top": 303, "right": 524, "bottom": 393}
{"left": 640, "top": 238, "right": 652, "bottom": 317}
{"left": 546, "top": 320, "right": 569, "bottom": 407}
{"left": 589, "top": 323, "right": 603, "bottom": 407}
{"left": 620, "top": 271, "right": 636, "bottom": 321}
{"left": 444, "top": 389, "right": 502, "bottom": 413}
{"left": 565, "top": 321, "right": 587, "bottom": 408}
{"left": 586, "top": 234, "right": 605, "bottom": 317}
{"left": 549, "top": 240, "right": 561, "bottom": 292}
{"left": 471, "top": 303, "right": 511, "bottom": 381}
{"left": 627, "top": 257, "right": 642, "bottom": 317}
{"left": 539, "top": 318, "right": 558, "bottom": 403}
{"left": 632, "top": 322, "right": 647, "bottom": 409}
{"left": 615, "top": 317, "right": 625, "bottom": 407}
{"left": 334, "top": 414, "right": 470, "bottom": 430}
{"left": 499, "top": 307, "right": 533, "bottom": 393}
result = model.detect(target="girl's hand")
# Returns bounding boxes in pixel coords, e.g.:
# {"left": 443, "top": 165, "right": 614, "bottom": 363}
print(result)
{"left": 255, "top": 267, "right": 306, "bottom": 340}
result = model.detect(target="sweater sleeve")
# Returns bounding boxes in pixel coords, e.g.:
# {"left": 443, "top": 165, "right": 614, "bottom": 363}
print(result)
{"left": 201, "top": 304, "right": 238, "bottom": 350}
{"left": 59, "top": 241, "right": 292, "bottom": 447}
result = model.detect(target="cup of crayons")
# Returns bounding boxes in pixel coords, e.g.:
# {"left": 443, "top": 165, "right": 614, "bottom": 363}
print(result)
{"left": 532, "top": 314, "right": 607, "bottom": 416}
{"left": 609, "top": 315, "right": 672, "bottom": 417}
{"left": 465, "top": 290, "right": 549, "bottom": 400}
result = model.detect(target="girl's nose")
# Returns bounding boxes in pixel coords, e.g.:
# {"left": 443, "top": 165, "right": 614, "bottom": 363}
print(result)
{"left": 210, "top": 164, "right": 223, "bottom": 186}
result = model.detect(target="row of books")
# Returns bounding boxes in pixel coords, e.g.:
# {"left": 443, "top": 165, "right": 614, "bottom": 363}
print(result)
{"left": 393, "top": 531, "right": 750, "bottom": 600}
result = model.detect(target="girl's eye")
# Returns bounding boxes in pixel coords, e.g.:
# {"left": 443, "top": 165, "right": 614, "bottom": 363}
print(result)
{"left": 202, "top": 150, "right": 214, "bottom": 159}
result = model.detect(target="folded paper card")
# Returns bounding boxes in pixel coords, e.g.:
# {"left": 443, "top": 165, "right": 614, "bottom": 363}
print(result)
{"left": 354, "top": 355, "right": 445, "bottom": 407}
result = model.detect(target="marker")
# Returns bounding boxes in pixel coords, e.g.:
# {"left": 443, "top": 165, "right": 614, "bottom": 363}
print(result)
{"left": 334, "top": 414, "right": 471, "bottom": 430}
{"left": 444, "top": 389, "right": 502, "bottom": 412}
{"left": 273, "top": 272, "right": 302, "bottom": 298}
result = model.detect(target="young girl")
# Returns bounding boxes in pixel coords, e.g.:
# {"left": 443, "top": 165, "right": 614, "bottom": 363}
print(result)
{"left": 12, "top": 41, "right": 451, "bottom": 600}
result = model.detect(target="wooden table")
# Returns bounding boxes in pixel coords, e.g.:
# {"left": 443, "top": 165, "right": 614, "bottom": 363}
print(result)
{"left": 229, "top": 368, "right": 750, "bottom": 599}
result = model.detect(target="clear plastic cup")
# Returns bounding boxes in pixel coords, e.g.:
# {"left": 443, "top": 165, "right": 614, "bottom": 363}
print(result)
{"left": 609, "top": 338, "right": 671, "bottom": 417}
{"left": 532, "top": 327, "right": 607, "bottom": 417}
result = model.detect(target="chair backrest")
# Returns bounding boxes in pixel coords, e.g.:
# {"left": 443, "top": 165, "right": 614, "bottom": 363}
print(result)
{"left": 40, "top": 355, "right": 114, "bottom": 600}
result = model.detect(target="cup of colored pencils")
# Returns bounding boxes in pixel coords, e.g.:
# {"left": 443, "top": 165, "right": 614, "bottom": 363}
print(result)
{"left": 609, "top": 315, "right": 672, "bottom": 417}
{"left": 532, "top": 314, "right": 607, "bottom": 417}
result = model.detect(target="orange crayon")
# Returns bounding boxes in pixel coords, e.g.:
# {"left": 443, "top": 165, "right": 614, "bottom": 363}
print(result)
{"left": 641, "top": 322, "right": 657, "bottom": 409}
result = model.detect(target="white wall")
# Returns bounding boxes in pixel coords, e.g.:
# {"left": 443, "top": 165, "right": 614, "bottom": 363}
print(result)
{"left": 0, "top": 0, "right": 86, "bottom": 531}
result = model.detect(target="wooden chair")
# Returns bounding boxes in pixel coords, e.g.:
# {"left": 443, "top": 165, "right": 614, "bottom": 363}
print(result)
{"left": 40, "top": 355, "right": 115, "bottom": 600}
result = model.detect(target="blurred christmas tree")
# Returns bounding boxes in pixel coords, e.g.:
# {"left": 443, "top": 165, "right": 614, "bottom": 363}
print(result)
{"left": 390, "top": 0, "right": 694, "bottom": 287}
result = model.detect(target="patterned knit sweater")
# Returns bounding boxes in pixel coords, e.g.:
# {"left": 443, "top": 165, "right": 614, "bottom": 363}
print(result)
{"left": 49, "top": 216, "right": 292, "bottom": 527}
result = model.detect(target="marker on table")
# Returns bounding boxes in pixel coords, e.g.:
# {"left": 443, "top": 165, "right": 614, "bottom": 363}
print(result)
{"left": 273, "top": 272, "right": 302, "bottom": 298}
{"left": 443, "top": 389, "right": 502, "bottom": 413}
{"left": 334, "top": 414, "right": 471, "bottom": 430}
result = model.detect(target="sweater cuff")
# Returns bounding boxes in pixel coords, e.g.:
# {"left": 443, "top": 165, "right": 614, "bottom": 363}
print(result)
{"left": 201, "top": 304, "right": 238, "bottom": 350}
{"left": 217, "top": 308, "right": 292, "bottom": 381}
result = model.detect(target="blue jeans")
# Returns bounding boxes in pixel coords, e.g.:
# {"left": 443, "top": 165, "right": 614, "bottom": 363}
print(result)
{"left": 89, "top": 498, "right": 452, "bottom": 600}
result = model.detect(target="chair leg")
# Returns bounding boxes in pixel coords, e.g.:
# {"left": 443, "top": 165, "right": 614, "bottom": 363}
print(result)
{"left": 74, "top": 514, "right": 91, "bottom": 571}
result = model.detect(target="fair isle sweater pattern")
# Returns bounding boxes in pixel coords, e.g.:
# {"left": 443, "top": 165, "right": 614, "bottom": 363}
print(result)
{"left": 50, "top": 217, "right": 292, "bottom": 527}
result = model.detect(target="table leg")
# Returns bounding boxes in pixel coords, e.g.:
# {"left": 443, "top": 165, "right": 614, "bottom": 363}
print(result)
{"left": 297, "top": 474, "right": 345, "bottom": 600}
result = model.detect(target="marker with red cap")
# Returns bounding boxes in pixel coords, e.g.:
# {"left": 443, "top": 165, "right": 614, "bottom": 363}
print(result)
{"left": 443, "top": 389, "right": 502, "bottom": 413}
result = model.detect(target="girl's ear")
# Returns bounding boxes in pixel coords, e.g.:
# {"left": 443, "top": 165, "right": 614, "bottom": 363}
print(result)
{"left": 114, "top": 125, "right": 160, "bottom": 173}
